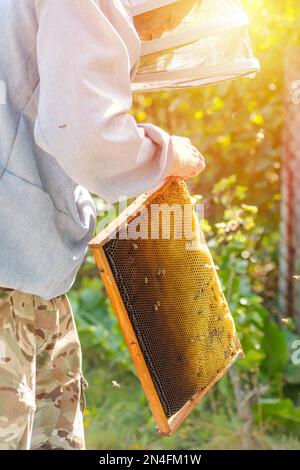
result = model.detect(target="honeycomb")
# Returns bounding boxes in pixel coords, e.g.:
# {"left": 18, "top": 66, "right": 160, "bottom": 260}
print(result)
{"left": 104, "top": 179, "right": 243, "bottom": 419}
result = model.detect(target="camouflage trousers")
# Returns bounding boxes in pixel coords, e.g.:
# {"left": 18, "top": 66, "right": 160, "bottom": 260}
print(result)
{"left": 0, "top": 288, "right": 87, "bottom": 450}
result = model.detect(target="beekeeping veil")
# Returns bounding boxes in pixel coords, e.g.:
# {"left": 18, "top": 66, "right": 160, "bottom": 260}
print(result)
{"left": 130, "top": 0, "right": 260, "bottom": 92}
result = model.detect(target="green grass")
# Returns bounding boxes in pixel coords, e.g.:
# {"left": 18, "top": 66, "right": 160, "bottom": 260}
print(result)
{"left": 83, "top": 363, "right": 300, "bottom": 451}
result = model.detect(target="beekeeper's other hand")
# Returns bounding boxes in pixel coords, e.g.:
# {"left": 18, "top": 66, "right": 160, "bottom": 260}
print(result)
{"left": 169, "top": 136, "right": 205, "bottom": 180}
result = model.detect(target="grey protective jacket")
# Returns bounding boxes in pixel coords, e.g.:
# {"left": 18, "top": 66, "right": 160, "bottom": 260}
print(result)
{"left": 0, "top": 0, "right": 177, "bottom": 300}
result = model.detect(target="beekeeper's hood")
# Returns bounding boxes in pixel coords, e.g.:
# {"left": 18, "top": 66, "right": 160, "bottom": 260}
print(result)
{"left": 130, "top": 0, "right": 260, "bottom": 92}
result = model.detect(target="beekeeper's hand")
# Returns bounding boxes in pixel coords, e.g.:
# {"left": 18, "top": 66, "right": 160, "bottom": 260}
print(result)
{"left": 169, "top": 136, "right": 205, "bottom": 180}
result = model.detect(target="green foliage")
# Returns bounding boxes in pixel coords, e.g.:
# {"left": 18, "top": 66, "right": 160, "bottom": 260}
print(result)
{"left": 283, "top": 330, "right": 300, "bottom": 386}
{"left": 205, "top": 176, "right": 292, "bottom": 397}
{"left": 255, "top": 398, "right": 300, "bottom": 433}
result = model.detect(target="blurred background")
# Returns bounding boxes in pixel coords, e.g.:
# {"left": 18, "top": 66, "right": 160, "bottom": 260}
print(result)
{"left": 70, "top": 0, "right": 300, "bottom": 449}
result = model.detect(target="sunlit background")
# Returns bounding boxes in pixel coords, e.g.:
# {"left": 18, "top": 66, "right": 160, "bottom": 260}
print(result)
{"left": 70, "top": 1, "right": 300, "bottom": 450}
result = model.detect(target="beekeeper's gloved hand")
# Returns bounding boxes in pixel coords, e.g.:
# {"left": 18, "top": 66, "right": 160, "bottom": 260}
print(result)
{"left": 168, "top": 136, "right": 205, "bottom": 180}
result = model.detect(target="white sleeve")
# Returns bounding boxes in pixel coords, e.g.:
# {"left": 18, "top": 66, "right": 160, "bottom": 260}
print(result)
{"left": 34, "top": 0, "right": 174, "bottom": 203}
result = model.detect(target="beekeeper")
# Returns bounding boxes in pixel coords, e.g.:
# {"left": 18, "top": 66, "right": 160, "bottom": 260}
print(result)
{"left": 0, "top": 0, "right": 206, "bottom": 450}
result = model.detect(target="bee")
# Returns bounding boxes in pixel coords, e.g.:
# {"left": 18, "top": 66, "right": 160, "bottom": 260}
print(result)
{"left": 204, "top": 263, "right": 214, "bottom": 269}
{"left": 132, "top": 243, "right": 139, "bottom": 250}
{"left": 157, "top": 268, "right": 166, "bottom": 276}
{"left": 224, "top": 347, "right": 232, "bottom": 359}
{"left": 281, "top": 318, "right": 289, "bottom": 325}
{"left": 112, "top": 380, "right": 121, "bottom": 389}
{"left": 144, "top": 276, "right": 149, "bottom": 284}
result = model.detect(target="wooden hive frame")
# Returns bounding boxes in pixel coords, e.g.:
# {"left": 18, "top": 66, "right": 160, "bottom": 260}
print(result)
{"left": 89, "top": 177, "right": 243, "bottom": 436}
